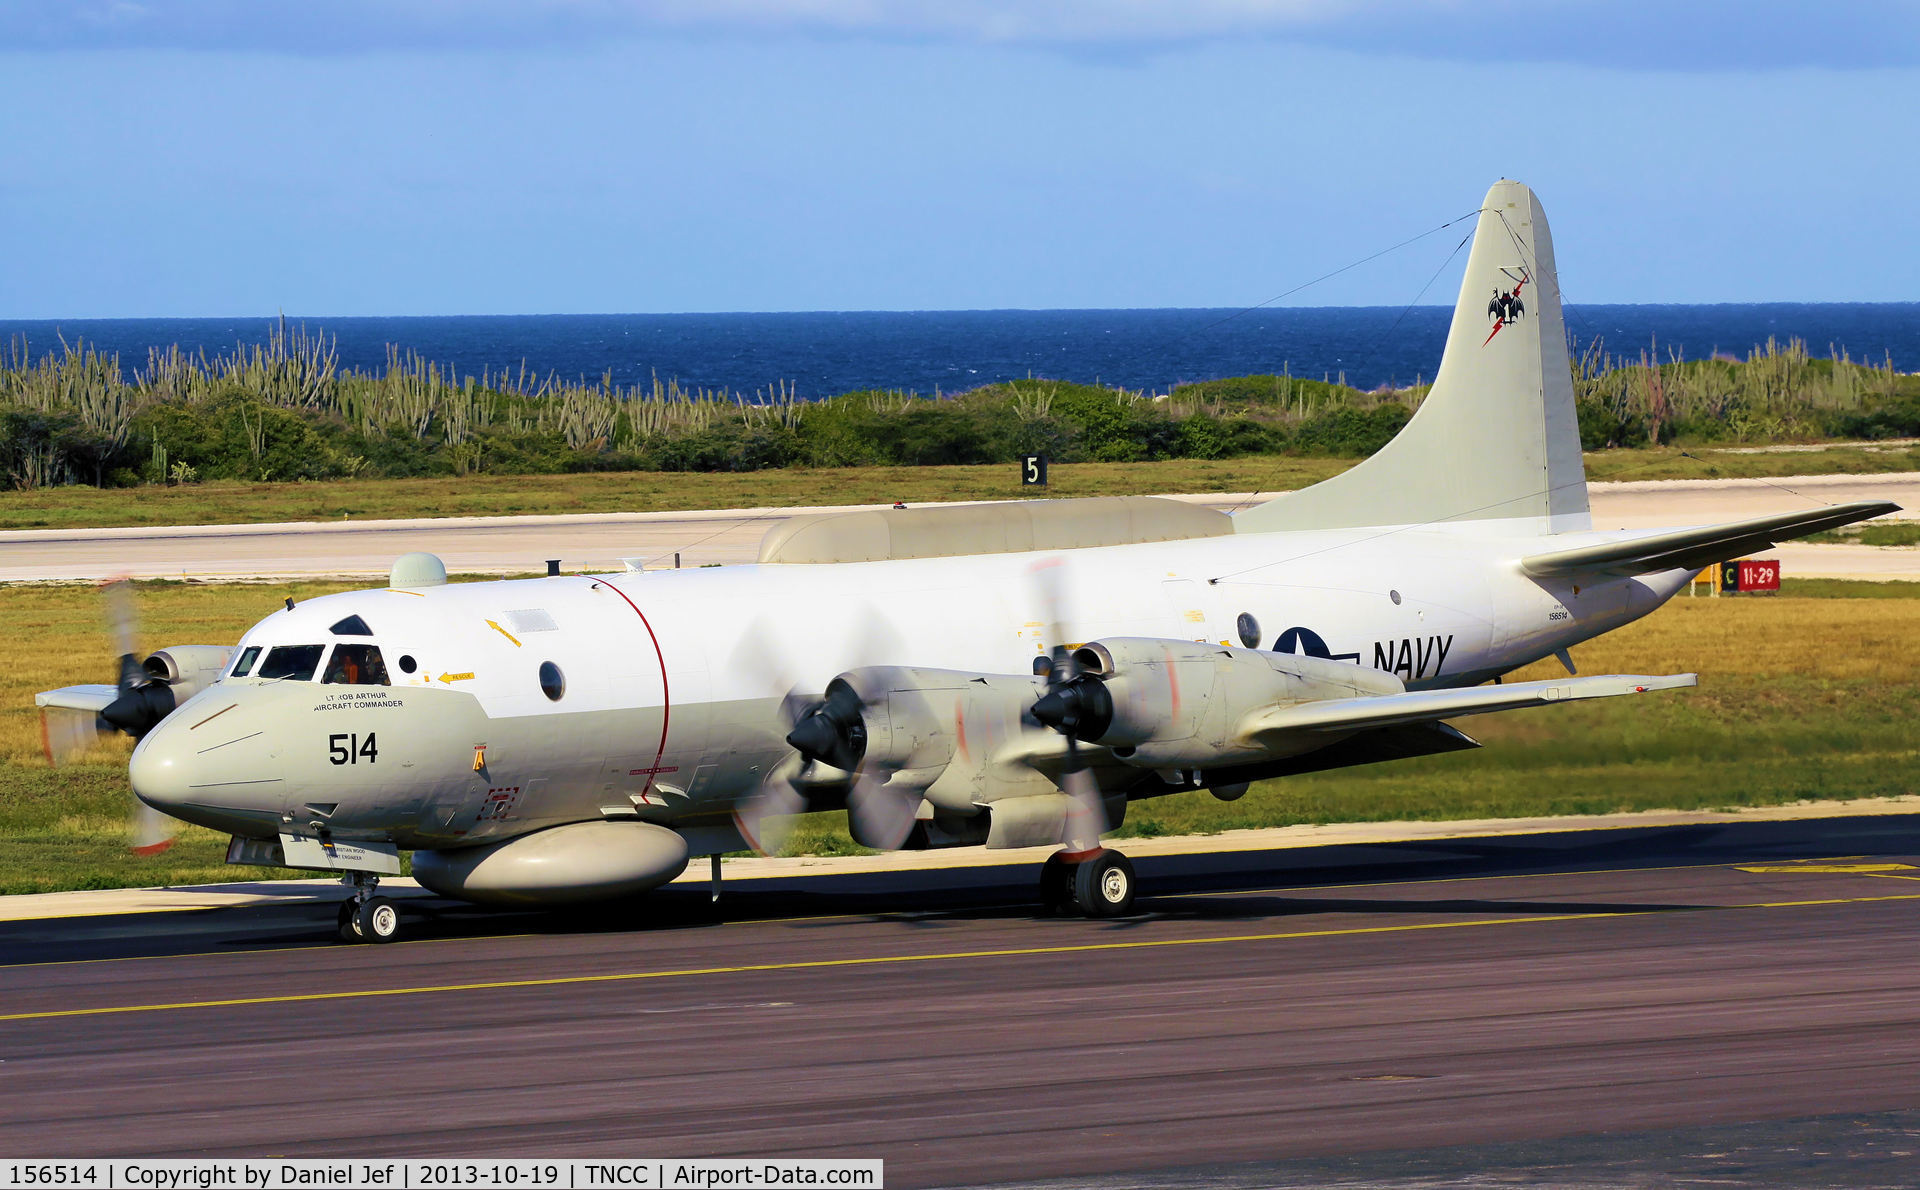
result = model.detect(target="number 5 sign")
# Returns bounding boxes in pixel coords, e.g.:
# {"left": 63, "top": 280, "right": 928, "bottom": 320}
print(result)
{"left": 1021, "top": 454, "right": 1048, "bottom": 486}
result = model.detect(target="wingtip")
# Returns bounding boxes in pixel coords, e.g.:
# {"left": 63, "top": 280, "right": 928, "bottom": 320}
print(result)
{"left": 1619, "top": 673, "right": 1697, "bottom": 694}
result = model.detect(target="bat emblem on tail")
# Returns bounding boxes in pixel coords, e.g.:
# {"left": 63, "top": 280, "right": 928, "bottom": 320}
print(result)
{"left": 1483, "top": 266, "right": 1530, "bottom": 345}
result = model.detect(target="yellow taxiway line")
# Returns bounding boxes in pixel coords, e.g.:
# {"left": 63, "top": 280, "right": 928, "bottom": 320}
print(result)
{"left": 7, "top": 889, "right": 1920, "bottom": 1024}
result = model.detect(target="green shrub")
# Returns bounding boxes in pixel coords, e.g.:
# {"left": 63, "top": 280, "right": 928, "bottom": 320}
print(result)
{"left": 4, "top": 329, "right": 1913, "bottom": 490}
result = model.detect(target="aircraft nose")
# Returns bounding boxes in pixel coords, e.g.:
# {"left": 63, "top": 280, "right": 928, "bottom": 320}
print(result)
{"left": 128, "top": 726, "right": 190, "bottom": 811}
{"left": 129, "top": 696, "right": 288, "bottom": 836}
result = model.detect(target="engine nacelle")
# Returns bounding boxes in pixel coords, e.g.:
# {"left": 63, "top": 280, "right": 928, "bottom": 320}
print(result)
{"left": 804, "top": 666, "right": 1046, "bottom": 801}
{"left": 1063, "top": 638, "right": 1404, "bottom": 769}
{"left": 144, "top": 645, "right": 235, "bottom": 707}
{"left": 412, "top": 820, "right": 690, "bottom": 906}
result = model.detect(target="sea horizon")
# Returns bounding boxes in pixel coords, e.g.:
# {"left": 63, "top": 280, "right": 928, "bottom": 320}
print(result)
{"left": 4, "top": 302, "right": 1915, "bottom": 398}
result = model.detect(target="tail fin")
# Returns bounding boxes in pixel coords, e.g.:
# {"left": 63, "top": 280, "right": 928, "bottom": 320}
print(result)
{"left": 1235, "top": 179, "right": 1590, "bottom": 535}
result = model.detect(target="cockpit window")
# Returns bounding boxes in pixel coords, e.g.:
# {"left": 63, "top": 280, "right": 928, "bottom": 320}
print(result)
{"left": 330, "top": 615, "right": 373, "bottom": 636}
{"left": 258, "top": 644, "right": 325, "bottom": 681}
{"left": 230, "top": 646, "right": 262, "bottom": 677}
{"left": 324, "top": 643, "right": 390, "bottom": 686}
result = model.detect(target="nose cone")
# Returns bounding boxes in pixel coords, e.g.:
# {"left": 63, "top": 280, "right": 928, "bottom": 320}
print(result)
{"left": 130, "top": 694, "right": 287, "bottom": 837}
{"left": 128, "top": 727, "right": 190, "bottom": 811}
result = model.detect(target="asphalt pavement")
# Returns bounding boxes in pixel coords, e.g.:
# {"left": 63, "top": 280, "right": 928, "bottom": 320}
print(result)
{"left": 6, "top": 814, "right": 1920, "bottom": 1186}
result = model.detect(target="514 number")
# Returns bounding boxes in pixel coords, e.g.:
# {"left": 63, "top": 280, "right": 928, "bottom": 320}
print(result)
{"left": 329, "top": 732, "right": 378, "bottom": 765}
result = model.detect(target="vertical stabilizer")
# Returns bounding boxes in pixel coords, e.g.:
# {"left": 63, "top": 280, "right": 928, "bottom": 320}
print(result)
{"left": 1235, "top": 180, "right": 1590, "bottom": 535}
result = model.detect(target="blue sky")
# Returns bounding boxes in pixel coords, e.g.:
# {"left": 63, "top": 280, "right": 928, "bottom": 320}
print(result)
{"left": 2, "top": 1, "right": 1916, "bottom": 317}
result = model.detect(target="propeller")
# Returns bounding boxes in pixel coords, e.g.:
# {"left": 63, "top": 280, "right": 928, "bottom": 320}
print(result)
{"left": 734, "top": 752, "right": 808, "bottom": 859}
{"left": 785, "top": 669, "right": 926, "bottom": 851}
{"left": 726, "top": 627, "right": 823, "bottom": 857}
{"left": 98, "top": 580, "right": 177, "bottom": 742}
{"left": 39, "top": 580, "right": 177, "bottom": 854}
{"left": 1025, "top": 558, "right": 1110, "bottom": 853}
{"left": 729, "top": 614, "right": 917, "bottom": 855}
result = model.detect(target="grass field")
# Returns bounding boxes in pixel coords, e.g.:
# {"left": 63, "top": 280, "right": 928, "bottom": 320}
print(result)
{"left": 3, "top": 578, "right": 1914, "bottom": 893}
{"left": 4, "top": 442, "right": 1917, "bottom": 531}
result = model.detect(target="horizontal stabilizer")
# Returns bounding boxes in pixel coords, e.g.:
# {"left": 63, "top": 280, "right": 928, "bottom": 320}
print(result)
{"left": 1241, "top": 672, "right": 1696, "bottom": 740}
{"left": 35, "top": 684, "right": 117, "bottom": 713}
{"left": 1520, "top": 501, "right": 1899, "bottom": 578}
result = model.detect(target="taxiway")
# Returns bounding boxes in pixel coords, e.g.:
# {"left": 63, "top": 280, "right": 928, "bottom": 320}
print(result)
{"left": 5, "top": 813, "right": 1920, "bottom": 1186}
{"left": 2, "top": 473, "right": 1914, "bottom": 582}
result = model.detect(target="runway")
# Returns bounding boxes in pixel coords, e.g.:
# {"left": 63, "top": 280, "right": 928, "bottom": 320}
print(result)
{"left": 6, "top": 815, "right": 1920, "bottom": 1187}
{"left": 2, "top": 473, "right": 1914, "bottom": 582}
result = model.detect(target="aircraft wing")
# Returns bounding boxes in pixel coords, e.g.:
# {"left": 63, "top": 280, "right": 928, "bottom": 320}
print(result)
{"left": 1519, "top": 501, "right": 1898, "bottom": 579}
{"left": 35, "top": 684, "right": 118, "bottom": 712}
{"left": 1241, "top": 672, "right": 1697, "bottom": 741}
{"left": 36, "top": 684, "right": 119, "bottom": 766}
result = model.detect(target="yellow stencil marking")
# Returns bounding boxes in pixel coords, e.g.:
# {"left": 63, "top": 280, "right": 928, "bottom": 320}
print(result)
{"left": 485, "top": 619, "right": 522, "bottom": 647}
{"left": 437, "top": 672, "right": 476, "bottom": 685}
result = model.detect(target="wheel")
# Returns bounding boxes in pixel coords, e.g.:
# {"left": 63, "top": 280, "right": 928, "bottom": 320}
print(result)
{"left": 1072, "top": 849, "right": 1135, "bottom": 918}
{"left": 1039, "top": 852, "right": 1074, "bottom": 914}
{"left": 337, "top": 899, "right": 364, "bottom": 943}
{"left": 356, "top": 896, "right": 401, "bottom": 943}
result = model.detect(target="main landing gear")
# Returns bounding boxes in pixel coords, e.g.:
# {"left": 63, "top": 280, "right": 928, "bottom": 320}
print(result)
{"left": 337, "top": 872, "right": 401, "bottom": 944}
{"left": 1039, "top": 847, "right": 1136, "bottom": 918}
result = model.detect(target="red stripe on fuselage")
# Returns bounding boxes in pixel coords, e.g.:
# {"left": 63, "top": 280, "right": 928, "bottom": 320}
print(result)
{"left": 587, "top": 578, "right": 673, "bottom": 797}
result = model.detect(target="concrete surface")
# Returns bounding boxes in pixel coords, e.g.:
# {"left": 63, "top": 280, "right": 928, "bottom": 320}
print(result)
{"left": 1, "top": 474, "right": 1913, "bottom": 582}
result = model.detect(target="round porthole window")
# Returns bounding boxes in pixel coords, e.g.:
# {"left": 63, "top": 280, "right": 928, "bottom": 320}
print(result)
{"left": 538, "top": 661, "right": 565, "bottom": 701}
{"left": 1235, "top": 612, "right": 1261, "bottom": 649}
{"left": 1389, "top": 589, "right": 1403, "bottom": 605}
{"left": 398, "top": 655, "right": 418, "bottom": 674}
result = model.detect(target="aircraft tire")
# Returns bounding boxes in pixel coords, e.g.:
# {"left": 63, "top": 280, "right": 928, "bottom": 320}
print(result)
{"left": 337, "top": 900, "right": 364, "bottom": 944}
{"left": 1039, "top": 852, "right": 1074, "bottom": 915}
{"left": 1072, "top": 849, "right": 1135, "bottom": 918}
{"left": 357, "top": 896, "right": 401, "bottom": 944}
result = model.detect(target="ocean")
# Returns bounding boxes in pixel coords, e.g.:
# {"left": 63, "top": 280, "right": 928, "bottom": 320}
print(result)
{"left": 2, "top": 304, "right": 1915, "bottom": 398}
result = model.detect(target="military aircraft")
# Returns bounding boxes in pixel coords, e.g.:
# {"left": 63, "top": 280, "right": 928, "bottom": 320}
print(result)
{"left": 36, "top": 180, "right": 1896, "bottom": 943}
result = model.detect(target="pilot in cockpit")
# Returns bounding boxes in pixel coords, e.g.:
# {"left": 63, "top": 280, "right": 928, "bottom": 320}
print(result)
{"left": 323, "top": 643, "right": 391, "bottom": 686}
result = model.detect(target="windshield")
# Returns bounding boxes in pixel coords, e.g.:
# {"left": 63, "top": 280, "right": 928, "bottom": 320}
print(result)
{"left": 323, "top": 643, "right": 390, "bottom": 685}
{"left": 257, "top": 644, "right": 324, "bottom": 681}
{"left": 229, "top": 645, "right": 262, "bottom": 678}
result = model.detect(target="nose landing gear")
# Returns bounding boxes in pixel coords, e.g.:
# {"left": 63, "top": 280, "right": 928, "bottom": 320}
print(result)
{"left": 1039, "top": 847, "right": 1136, "bottom": 917}
{"left": 337, "top": 873, "right": 401, "bottom": 944}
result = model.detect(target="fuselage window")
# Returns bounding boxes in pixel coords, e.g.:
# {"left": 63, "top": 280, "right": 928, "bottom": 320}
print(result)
{"left": 258, "top": 644, "right": 325, "bottom": 681}
{"left": 538, "top": 661, "right": 565, "bottom": 701}
{"left": 324, "top": 643, "right": 391, "bottom": 685}
{"left": 230, "top": 645, "right": 262, "bottom": 677}
{"left": 330, "top": 614, "right": 374, "bottom": 636}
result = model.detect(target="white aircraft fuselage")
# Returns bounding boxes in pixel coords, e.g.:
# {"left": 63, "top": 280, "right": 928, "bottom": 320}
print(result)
{"left": 129, "top": 523, "right": 1686, "bottom": 853}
